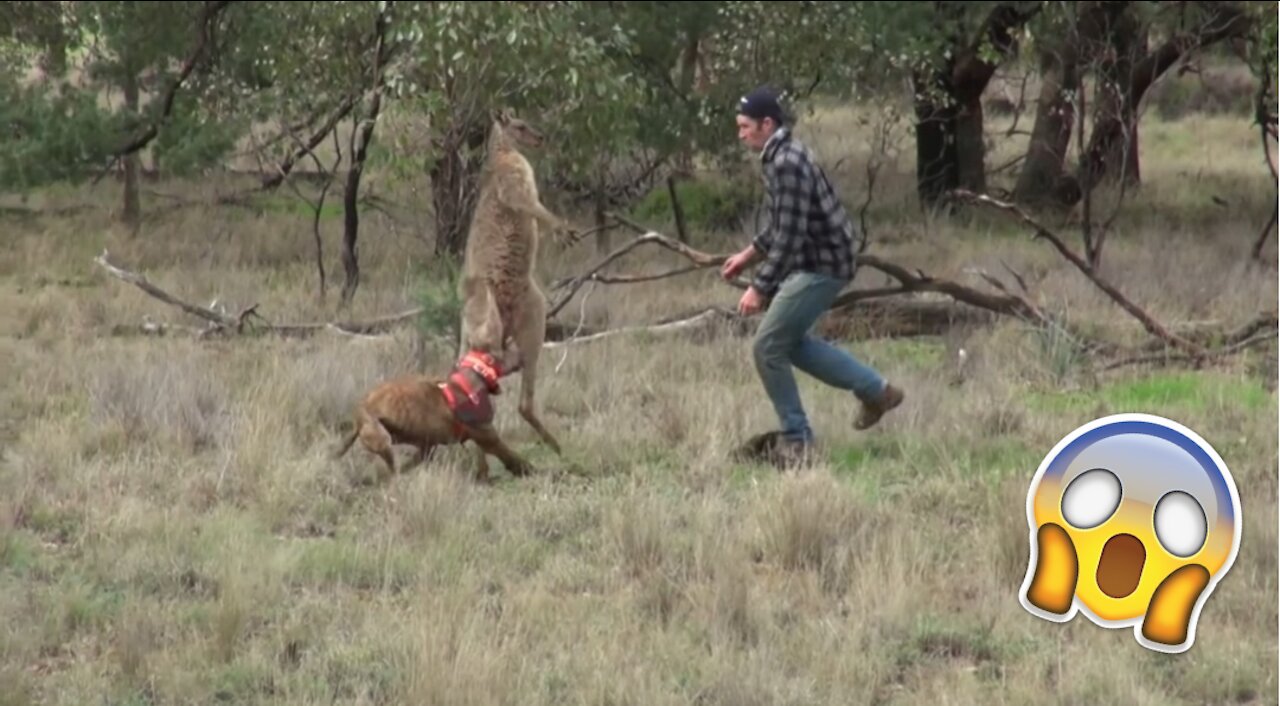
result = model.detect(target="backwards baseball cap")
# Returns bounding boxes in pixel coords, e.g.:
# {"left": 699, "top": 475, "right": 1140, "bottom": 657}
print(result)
{"left": 737, "top": 85, "right": 786, "bottom": 124}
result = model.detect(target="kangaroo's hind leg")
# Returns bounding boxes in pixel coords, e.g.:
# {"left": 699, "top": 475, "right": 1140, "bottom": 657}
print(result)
{"left": 511, "top": 285, "right": 561, "bottom": 455}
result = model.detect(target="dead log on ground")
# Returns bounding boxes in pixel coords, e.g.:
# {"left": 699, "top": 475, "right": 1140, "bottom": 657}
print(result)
{"left": 94, "top": 250, "right": 424, "bottom": 339}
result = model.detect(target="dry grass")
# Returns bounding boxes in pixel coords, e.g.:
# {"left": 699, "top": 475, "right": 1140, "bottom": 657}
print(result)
{"left": 0, "top": 96, "right": 1276, "bottom": 705}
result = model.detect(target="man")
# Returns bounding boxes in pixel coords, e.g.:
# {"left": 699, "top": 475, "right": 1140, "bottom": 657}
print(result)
{"left": 721, "top": 85, "right": 904, "bottom": 466}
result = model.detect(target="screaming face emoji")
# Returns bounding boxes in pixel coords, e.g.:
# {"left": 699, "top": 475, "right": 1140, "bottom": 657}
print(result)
{"left": 1019, "top": 413, "right": 1241, "bottom": 654}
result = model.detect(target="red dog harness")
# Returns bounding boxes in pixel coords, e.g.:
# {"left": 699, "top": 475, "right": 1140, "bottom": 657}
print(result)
{"left": 438, "top": 351, "right": 503, "bottom": 439}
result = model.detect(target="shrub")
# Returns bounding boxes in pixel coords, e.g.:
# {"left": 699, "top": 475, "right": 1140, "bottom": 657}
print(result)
{"left": 415, "top": 256, "right": 463, "bottom": 351}
{"left": 628, "top": 175, "right": 760, "bottom": 234}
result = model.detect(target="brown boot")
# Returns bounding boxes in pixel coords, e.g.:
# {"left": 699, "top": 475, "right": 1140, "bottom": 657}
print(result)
{"left": 855, "top": 383, "right": 904, "bottom": 430}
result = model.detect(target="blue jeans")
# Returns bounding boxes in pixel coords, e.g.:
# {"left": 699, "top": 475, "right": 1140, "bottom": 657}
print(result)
{"left": 752, "top": 271, "right": 886, "bottom": 443}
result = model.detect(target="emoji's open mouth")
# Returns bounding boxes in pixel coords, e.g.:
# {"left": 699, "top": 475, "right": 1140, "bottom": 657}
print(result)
{"left": 1097, "top": 533, "right": 1145, "bottom": 598}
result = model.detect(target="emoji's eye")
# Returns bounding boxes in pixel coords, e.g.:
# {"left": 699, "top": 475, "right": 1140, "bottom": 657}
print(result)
{"left": 1060, "top": 468, "right": 1121, "bottom": 529}
{"left": 1154, "top": 491, "right": 1207, "bottom": 558}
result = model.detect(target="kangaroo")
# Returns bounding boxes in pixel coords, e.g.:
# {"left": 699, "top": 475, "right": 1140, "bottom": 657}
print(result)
{"left": 456, "top": 108, "right": 571, "bottom": 457}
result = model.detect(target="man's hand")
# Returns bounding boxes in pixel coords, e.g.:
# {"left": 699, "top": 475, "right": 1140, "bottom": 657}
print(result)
{"left": 737, "top": 286, "right": 765, "bottom": 316}
{"left": 721, "top": 246, "right": 759, "bottom": 281}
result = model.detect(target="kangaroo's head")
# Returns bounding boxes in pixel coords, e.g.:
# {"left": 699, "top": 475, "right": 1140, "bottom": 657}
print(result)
{"left": 492, "top": 107, "right": 545, "bottom": 150}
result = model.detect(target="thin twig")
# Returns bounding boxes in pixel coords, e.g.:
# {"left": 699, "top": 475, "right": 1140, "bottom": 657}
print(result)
{"left": 555, "top": 281, "right": 596, "bottom": 372}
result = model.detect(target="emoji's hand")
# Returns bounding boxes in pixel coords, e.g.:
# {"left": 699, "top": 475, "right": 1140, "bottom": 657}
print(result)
{"left": 737, "top": 286, "right": 765, "bottom": 316}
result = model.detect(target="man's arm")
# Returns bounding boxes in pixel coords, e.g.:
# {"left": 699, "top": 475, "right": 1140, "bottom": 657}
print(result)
{"left": 751, "top": 159, "right": 812, "bottom": 297}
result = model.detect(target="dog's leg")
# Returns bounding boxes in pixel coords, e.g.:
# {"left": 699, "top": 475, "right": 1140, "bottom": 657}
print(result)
{"left": 468, "top": 425, "right": 535, "bottom": 478}
{"left": 512, "top": 286, "right": 562, "bottom": 455}
{"left": 471, "top": 443, "right": 490, "bottom": 484}
{"left": 333, "top": 427, "right": 359, "bottom": 459}
{"left": 404, "top": 443, "right": 435, "bottom": 473}
{"left": 356, "top": 411, "right": 397, "bottom": 481}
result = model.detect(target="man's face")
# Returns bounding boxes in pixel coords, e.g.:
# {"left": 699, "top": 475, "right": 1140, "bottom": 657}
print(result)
{"left": 736, "top": 115, "right": 774, "bottom": 151}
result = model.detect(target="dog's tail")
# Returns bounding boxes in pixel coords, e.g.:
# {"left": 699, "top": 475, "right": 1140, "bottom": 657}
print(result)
{"left": 332, "top": 428, "right": 359, "bottom": 459}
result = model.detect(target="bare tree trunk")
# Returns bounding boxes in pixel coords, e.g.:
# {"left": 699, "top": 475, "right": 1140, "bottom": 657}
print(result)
{"left": 673, "top": 32, "right": 702, "bottom": 176}
{"left": 1082, "top": 5, "right": 1147, "bottom": 191}
{"left": 954, "top": 94, "right": 986, "bottom": 193}
{"left": 912, "top": 69, "right": 960, "bottom": 208}
{"left": 594, "top": 167, "right": 611, "bottom": 257}
{"left": 339, "top": 1, "right": 393, "bottom": 308}
{"left": 913, "top": 2, "right": 1038, "bottom": 208}
{"left": 429, "top": 126, "right": 487, "bottom": 258}
{"left": 1014, "top": 40, "right": 1083, "bottom": 205}
{"left": 121, "top": 68, "right": 141, "bottom": 232}
{"left": 914, "top": 70, "right": 996, "bottom": 204}
{"left": 1078, "top": 3, "right": 1251, "bottom": 192}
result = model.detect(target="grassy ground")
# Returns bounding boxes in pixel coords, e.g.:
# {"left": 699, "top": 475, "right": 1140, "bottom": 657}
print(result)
{"left": 0, "top": 92, "right": 1276, "bottom": 705}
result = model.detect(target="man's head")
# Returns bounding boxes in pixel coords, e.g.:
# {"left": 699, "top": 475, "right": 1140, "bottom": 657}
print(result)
{"left": 736, "top": 85, "right": 786, "bottom": 151}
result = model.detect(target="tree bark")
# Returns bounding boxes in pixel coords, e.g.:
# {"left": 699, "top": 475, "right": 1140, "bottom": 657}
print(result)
{"left": 340, "top": 1, "right": 393, "bottom": 308}
{"left": 121, "top": 67, "right": 141, "bottom": 231}
{"left": 1078, "top": 3, "right": 1252, "bottom": 192}
{"left": 954, "top": 91, "right": 987, "bottom": 193}
{"left": 913, "top": 2, "right": 1037, "bottom": 207}
{"left": 429, "top": 121, "right": 487, "bottom": 258}
{"left": 1080, "top": 4, "right": 1147, "bottom": 190}
{"left": 1013, "top": 2, "right": 1122, "bottom": 206}
{"left": 1013, "top": 14, "right": 1091, "bottom": 205}
{"left": 912, "top": 68, "right": 960, "bottom": 208}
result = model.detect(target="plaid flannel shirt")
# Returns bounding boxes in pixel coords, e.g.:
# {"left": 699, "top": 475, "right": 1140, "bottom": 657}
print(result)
{"left": 750, "top": 126, "right": 859, "bottom": 298}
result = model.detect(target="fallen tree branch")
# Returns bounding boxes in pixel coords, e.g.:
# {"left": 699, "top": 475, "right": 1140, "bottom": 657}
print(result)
{"left": 94, "top": 250, "right": 425, "bottom": 338}
{"left": 95, "top": 250, "right": 238, "bottom": 329}
{"left": 1123, "top": 312, "right": 1279, "bottom": 355}
{"left": 1099, "top": 329, "right": 1276, "bottom": 372}
{"left": 850, "top": 254, "right": 1046, "bottom": 324}
{"left": 946, "top": 188, "right": 1210, "bottom": 361}
{"left": 98, "top": 244, "right": 1272, "bottom": 372}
